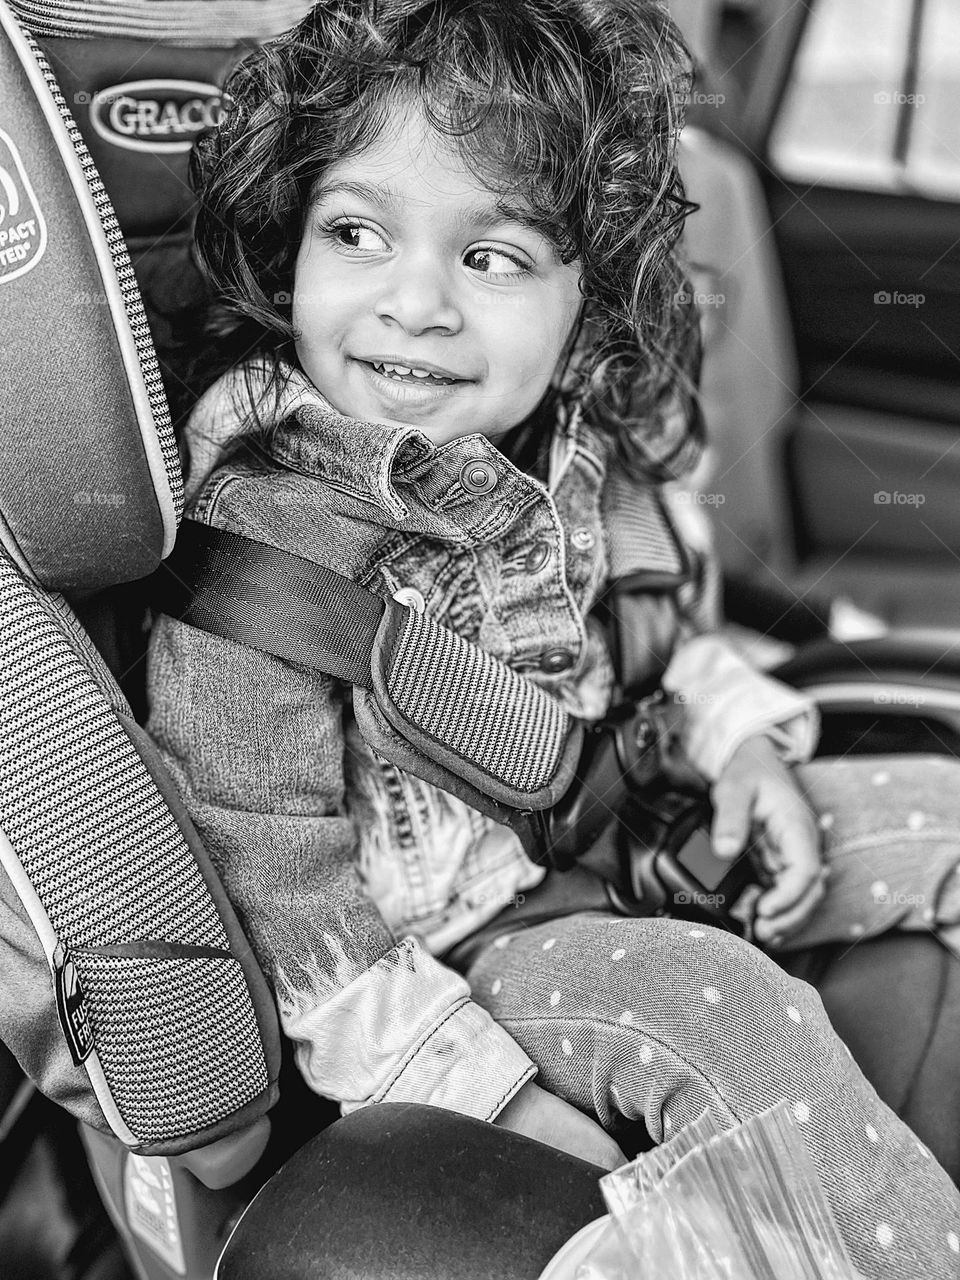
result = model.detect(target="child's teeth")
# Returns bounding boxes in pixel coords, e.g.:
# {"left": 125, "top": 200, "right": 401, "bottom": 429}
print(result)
{"left": 375, "top": 362, "right": 451, "bottom": 383}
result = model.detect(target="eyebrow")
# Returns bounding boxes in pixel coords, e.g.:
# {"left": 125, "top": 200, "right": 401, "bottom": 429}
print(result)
{"left": 311, "top": 179, "right": 548, "bottom": 239}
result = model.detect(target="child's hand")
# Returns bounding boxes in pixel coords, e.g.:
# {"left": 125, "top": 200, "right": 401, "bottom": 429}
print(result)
{"left": 710, "top": 734, "right": 825, "bottom": 947}
{"left": 494, "top": 1081, "right": 626, "bottom": 1171}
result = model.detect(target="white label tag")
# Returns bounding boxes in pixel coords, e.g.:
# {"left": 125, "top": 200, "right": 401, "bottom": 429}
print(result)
{"left": 124, "top": 1153, "right": 186, "bottom": 1275}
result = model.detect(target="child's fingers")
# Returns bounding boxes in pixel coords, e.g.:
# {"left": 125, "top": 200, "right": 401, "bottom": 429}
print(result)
{"left": 710, "top": 775, "right": 755, "bottom": 859}
{"left": 754, "top": 870, "right": 828, "bottom": 944}
{"left": 754, "top": 786, "right": 821, "bottom": 875}
{"left": 754, "top": 859, "right": 817, "bottom": 921}
{"left": 753, "top": 816, "right": 822, "bottom": 918}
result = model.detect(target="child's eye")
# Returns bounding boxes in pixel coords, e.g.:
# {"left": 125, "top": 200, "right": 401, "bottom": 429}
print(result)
{"left": 317, "top": 219, "right": 530, "bottom": 279}
{"left": 322, "top": 219, "right": 388, "bottom": 253}
{"left": 465, "top": 246, "right": 531, "bottom": 279}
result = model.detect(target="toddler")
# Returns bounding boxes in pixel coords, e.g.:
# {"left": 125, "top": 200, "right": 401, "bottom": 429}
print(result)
{"left": 146, "top": 1, "right": 960, "bottom": 1274}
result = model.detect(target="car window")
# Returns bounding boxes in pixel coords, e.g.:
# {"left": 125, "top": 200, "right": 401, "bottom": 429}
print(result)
{"left": 768, "top": 0, "right": 960, "bottom": 198}
{"left": 909, "top": 0, "right": 960, "bottom": 197}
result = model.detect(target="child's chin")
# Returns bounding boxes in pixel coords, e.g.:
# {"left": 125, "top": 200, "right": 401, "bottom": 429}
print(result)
{"left": 360, "top": 406, "right": 492, "bottom": 445}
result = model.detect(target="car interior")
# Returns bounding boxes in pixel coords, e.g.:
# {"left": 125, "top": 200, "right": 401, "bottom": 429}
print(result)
{"left": 2, "top": 1, "right": 960, "bottom": 1278}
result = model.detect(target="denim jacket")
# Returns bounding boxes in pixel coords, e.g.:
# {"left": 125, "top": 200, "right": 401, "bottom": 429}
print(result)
{"left": 144, "top": 363, "right": 819, "bottom": 1121}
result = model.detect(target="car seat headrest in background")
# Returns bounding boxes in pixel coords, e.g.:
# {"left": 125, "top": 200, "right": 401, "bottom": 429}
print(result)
{"left": 18, "top": 0, "right": 315, "bottom": 430}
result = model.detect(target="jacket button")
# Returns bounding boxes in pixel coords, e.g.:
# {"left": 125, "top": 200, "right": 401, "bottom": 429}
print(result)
{"left": 393, "top": 587, "right": 426, "bottom": 614}
{"left": 570, "top": 526, "right": 596, "bottom": 552}
{"left": 540, "top": 648, "right": 575, "bottom": 674}
{"left": 460, "top": 459, "right": 498, "bottom": 494}
{"left": 524, "top": 541, "right": 551, "bottom": 572}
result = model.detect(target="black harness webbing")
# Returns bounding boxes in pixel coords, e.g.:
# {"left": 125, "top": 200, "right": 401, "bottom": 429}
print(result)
{"left": 154, "top": 518, "right": 385, "bottom": 687}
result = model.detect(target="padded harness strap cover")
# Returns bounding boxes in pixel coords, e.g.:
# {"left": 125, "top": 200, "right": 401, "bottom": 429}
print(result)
{"left": 154, "top": 485, "right": 694, "bottom": 837}
{"left": 157, "top": 519, "right": 585, "bottom": 823}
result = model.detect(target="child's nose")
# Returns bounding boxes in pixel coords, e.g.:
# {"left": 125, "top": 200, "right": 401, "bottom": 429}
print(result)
{"left": 373, "top": 258, "right": 463, "bottom": 335}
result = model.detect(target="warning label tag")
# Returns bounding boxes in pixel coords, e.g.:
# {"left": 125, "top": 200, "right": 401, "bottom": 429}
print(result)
{"left": 124, "top": 1153, "right": 187, "bottom": 1275}
{"left": 0, "top": 127, "right": 46, "bottom": 284}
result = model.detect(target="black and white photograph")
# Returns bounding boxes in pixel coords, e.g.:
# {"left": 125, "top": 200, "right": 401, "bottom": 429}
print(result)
{"left": 2, "top": 1, "right": 960, "bottom": 1277}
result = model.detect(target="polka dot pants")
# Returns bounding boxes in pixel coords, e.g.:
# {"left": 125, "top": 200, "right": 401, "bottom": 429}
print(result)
{"left": 462, "top": 756, "right": 960, "bottom": 1279}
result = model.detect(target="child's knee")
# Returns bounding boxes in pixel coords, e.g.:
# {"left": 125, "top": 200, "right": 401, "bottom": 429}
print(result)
{"left": 582, "top": 923, "right": 846, "bottom": 1135}
{"left": 588, "top": 917, "right": 833, "bottom": 1058}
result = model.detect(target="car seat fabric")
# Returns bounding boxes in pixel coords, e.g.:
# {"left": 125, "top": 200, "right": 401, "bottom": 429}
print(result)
{"left": 0, "top": 550, "right": 276, "bottom": 1149}
{"left": 0, "top": 0, "right": 282, "bottom": 1154}
{"left": 10, "top": 0, "right": 314, "bottom": 43}
{"left": 0, "top": 11, "right": 181, "bottom": 594}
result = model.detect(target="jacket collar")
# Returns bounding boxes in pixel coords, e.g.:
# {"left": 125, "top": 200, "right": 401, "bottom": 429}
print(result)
{"left": 184, "top": 359, "right": 597, "bottom": 531}
{"left": 184, "top": 359, "right": 689, "bottom": 578}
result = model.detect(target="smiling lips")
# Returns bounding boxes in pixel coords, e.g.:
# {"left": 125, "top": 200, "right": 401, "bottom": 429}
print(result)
{"left": 362, "top": 358, "right": 465, "bottom": 386}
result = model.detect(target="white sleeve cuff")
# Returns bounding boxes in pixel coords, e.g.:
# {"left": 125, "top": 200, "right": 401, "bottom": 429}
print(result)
{"left": 280, "top": 936, "right": 537, "bottom": 1121}
{"left": 662, "top": 633, "right": 821, "bottom": 782}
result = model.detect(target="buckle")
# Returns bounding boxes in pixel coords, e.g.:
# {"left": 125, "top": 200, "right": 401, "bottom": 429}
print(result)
{"left": 617, "top": 789, "right": 768, "bottom": 935}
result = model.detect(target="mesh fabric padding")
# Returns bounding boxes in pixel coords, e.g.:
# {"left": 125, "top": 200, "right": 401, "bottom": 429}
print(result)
{"left": 388, "top": 609, "right": 571, "bottom": 795}
{"left": 0, "top": 552, "right": 269, "bottom": 1141}
{"left": 74, "top": 955, "right": 268, "bottom": 1142}
{"left": 8, "top": 0, "right": 313, "bottom": 44}
{"left": 0, "top": 563, "right": 226, "bottom": 952}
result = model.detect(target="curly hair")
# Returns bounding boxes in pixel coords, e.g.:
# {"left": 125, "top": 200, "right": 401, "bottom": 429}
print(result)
{"left": 190, "top": 0, "right": 702, "bottom": 482}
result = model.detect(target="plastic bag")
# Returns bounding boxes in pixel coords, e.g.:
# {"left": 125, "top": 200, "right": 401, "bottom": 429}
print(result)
{"left": 579, "top": 1101, "right": 863, "bottom": 1279}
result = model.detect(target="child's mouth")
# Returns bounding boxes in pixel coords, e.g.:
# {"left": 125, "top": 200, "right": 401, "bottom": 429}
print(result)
{"left": 364, "top": 360, "right": 461, "bottom": 387}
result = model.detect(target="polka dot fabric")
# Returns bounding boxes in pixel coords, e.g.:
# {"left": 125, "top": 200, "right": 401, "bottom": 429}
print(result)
{"left": 463, "top": 850, "right": 960, "bottom": 1280}
{"left": 781, "top": 756, "right": 960, "bottom": 951}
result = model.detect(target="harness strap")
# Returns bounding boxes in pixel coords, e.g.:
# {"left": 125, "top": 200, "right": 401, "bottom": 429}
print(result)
{"left": 155, "top": 518, "right": 383, "bottom": 687}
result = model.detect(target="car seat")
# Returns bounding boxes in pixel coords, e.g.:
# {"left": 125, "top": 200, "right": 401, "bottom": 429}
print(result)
{"left": 3, "top": 4, "right": 960, "bottom": 1279}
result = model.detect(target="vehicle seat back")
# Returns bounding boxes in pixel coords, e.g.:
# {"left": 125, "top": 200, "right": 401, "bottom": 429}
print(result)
{"left": 677, "top": 124, "right": 799, "bottom": 581}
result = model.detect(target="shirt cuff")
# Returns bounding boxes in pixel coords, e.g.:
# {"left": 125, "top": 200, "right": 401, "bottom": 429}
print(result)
{"left": 279, "top": 936, "right": 537, "bottom": 1122}
{"left": 662, "top": 633, "right": 821, "bottom": 782}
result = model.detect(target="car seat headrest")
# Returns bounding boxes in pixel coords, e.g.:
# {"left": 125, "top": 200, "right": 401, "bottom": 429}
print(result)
{"left": 0, "top": 0, "right": 313, "bottom": 595}
{"left": 0, "top": 2, "right": 183, "bottom": 594}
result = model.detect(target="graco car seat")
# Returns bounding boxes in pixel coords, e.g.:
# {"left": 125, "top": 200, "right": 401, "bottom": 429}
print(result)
{"left": 3, "top": 3, "right": 960, "bottom": 1279}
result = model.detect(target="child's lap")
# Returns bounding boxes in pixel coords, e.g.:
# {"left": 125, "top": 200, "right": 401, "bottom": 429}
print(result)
{"left": 462, "top": 909, "right": 892, "bottom": 1160}
{"left": 463, "top": 909, "right": 960, "bottom": 1280}
{"left": 462, "top": 753, "right": 960, "bottom": 1066}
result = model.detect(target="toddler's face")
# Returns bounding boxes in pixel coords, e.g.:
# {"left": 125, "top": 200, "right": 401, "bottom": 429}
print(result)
{"left": 292, "top": 103, "right": 583, "bottom": 445}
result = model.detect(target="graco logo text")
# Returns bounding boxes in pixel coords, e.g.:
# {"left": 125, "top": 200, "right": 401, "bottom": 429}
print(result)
{"left": 88, "top": 80, "right": 223, "bottom": 154}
